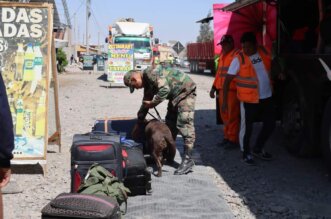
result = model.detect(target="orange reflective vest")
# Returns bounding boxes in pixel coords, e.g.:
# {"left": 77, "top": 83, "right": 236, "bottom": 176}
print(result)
{"left": 213, "top": 49, "right": 239, "bottom": 90}
{"left": 236, "top": 46, "right": 272, "bottom": 103}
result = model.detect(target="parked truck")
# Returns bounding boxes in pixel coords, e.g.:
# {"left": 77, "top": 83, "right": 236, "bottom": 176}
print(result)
{"left": 106, "top": 18, "right": 155, "bottom": 83}
{"left": 187, "top": 41, "right": 215, "bottom": 74}
{"left": 214, "top": 0, "right": 331, "bottom": 169}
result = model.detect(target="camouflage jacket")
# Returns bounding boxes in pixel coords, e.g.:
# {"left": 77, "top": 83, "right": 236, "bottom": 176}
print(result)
{"left": 137, "top": 66, "right": 196, "bottom": 121}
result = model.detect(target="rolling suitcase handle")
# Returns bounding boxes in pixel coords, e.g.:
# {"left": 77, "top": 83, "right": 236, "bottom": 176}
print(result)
{"left": 82, "top": 131, "right": 127, "bottom": 143}
{"left": 82, "top": 132, "right": 108, "bottom": 140}
{"left": 83, "top": 131, "right": 118, "bottom": 139}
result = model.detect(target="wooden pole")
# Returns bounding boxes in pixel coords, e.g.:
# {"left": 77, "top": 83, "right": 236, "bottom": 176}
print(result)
{"left": 51, "top": 37, "right": 62, "bottom": 152}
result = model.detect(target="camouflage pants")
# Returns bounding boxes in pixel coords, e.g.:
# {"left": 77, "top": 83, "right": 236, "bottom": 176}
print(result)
{"left": 166, "top": 91, "right": 196, "bottom": 150}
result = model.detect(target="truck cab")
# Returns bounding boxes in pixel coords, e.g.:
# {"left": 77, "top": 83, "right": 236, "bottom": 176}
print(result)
{"left": 111, "top": 21, "right": 154, "bottom": 70}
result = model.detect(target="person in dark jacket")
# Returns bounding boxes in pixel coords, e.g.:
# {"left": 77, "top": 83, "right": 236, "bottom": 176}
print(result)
{"left": 0, "top": 72, "right": 14, "bottom": 219}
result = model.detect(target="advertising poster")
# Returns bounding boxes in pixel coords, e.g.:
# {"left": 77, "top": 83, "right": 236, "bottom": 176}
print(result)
{"left": 107, "top": 43, "right": 134, "bottom": 84}
{"left": 0, "top": 3, "right": 53, "bottom": 159}
{"left": 97, "top": 55, "right": 105, "bottom": 71}
{"left": 83, "top": 55, "right": 94, "bottom": 71}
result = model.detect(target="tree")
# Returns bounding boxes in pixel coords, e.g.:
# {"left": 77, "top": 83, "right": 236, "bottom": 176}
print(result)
{"left": 56, "top": 48, "right": 68, "bottom": 73}
{"left": 197, "top": 11, "right": 214, "bottom": 43}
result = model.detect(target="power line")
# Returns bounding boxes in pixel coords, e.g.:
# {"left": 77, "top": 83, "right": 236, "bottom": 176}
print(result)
{"left": 90, "top": 6, "right": 103, "bottom": 33}
{"left": 89, "top": 5, "right": 106, "bottom": 52}
{"left": 69, "top": 0, "right": 85, "bottom": 19}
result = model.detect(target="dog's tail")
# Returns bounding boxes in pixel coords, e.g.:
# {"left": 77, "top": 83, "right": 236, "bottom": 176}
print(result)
{"left": 165, "top": 135, "right": 176, "bottom": 161}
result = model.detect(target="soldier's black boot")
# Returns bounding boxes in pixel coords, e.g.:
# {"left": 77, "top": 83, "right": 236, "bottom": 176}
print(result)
{"left": 174, "top": 149, "right": 194, "bottom": 175}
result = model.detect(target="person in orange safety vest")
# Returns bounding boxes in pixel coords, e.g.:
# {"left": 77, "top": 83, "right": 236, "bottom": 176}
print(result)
{"left": 222, "top": 32, "right": 276, "bottom": 166}
{"left": 210, "top": 35, "right": 240, "bottom": 149}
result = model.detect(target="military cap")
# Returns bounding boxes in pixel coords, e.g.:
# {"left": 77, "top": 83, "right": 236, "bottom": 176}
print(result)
{"left": 123, "top": 70, "right": 137, "bottom": 93}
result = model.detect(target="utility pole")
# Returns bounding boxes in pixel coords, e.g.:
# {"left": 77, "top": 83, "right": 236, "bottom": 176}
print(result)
{"left": 98, "top": 32, "right": 100, "bottom": 54}
{"left": 73, "top": 13, "right": 77, "bottom": 58}
{"left": 73, "top": 13, "right": 76, "bottom": 45}
{"left": 78, "top": 25, "right": 80, "bottom": 44}
{"left": 86, "top": 0, "right": 90, "bottom": 54}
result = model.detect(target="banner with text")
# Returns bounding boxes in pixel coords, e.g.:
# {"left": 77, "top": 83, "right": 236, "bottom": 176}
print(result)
{"left": 0, "top": 3, "right": 53, "bottom": 159}
{"left": 83, "top": 55, "right": 94, "bottom": 71}
{"left": 107, "top": 43, "right": 134, "bottom": 84}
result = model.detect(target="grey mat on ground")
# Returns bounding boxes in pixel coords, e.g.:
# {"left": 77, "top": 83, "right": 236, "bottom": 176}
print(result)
{"left": 125, "top": 142, "right": 234, "bottom": 219}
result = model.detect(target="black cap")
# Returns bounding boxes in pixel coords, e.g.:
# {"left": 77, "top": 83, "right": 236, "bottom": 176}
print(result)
{"left": 217, "top": 35, "right": 234, "bottom": 45}
{"left": 123, "top": 70, "right": 136, "bottom": 93}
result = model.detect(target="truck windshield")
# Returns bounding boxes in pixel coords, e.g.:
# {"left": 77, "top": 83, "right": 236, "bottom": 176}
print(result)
{"left": 115, "top": 37, "right": 151, "bottom": 52}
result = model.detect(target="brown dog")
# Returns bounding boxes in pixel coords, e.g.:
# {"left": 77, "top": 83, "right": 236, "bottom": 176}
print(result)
{"left": 132, "top": 119, "right": 176, "bottom": 177}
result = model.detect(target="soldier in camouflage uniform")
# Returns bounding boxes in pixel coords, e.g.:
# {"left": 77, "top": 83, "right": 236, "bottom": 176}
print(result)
{"left": 123, "top": 65, "right": 197, "bottom": 175}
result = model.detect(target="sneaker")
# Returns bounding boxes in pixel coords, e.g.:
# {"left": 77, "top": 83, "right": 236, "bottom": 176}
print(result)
{"left": 217, "top": 139, "right": 229, "bottom": 147}
{"left": 242, "top": 154, "right": 256, "bottom": 166}
{"left": 223, "top": 141, "right": 239, "bottom": 150}
{"left": 252, "top": 150, "right": 273, "bottom": 161}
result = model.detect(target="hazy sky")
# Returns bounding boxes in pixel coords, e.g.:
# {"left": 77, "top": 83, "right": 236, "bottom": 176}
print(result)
{"left": 65, "top": 0, "right": 234, "bottom": 46}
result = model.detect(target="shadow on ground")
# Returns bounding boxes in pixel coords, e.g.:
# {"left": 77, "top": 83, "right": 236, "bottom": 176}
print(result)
{"left": 97, "top": 73, "right": 108, "bottom": 81}
{"left": 12, "top": 164, "right": 44, "bottom": 175}
{"left": 194, "top": 109, "right": 331, "bottom": 218}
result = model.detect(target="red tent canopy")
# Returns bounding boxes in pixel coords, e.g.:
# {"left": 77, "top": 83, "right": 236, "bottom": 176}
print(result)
{"left": 213, "top": 2, "right": 276, "bottom": 55}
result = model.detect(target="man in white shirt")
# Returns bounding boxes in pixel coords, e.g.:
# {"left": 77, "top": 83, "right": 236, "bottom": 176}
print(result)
{"left": 222, "top": 32, "right": 276, "bottom": 165}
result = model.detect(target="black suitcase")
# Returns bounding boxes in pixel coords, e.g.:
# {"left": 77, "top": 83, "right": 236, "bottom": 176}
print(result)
{"left": 122, "top": 140, "right": 152, "bottom": 196}
{"left": 93, "top": 118, "right": 138, "bottom": 139}
{"left": 41, "top": 193, "right": 121, "bottom": 219}
{"left": 71, "top": 132, "right": 123, "bottom": 192}
{"left": 93, "top": 119, "right": 148, "bottom": 153}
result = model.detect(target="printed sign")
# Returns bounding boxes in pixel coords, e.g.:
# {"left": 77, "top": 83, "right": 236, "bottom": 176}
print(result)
{"left": 107, "top": 43, "right": 134, "bottom": 84}
{"left": 0, "top": 3, "right": 53, "bottom": 159}
{"left": 83, "top": 55, "right": 94, "bottom": 71}
{"left": 97, "top": 55, "right": 105, "bottom": 71}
